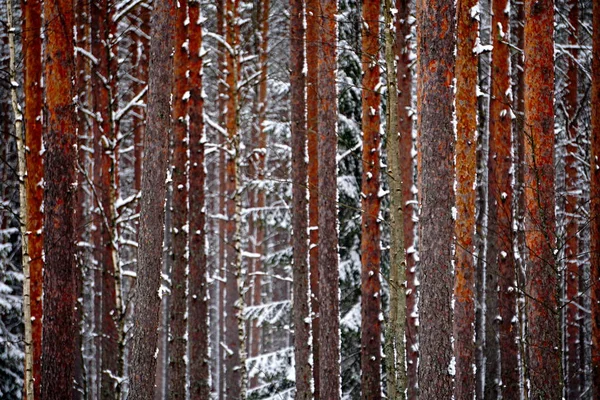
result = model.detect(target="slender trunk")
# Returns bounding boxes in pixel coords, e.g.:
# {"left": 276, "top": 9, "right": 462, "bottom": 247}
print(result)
{"left": 20, "top": 0, "right": 44, "bottom": 394}
{"left": 317, "top": 0, "right": 340, "bottom": 397}
{"left": 488, "top": 0, "right": 519, "bottom": 397}
{"left": 564, "top": 1, "right": 580, "bottom": 397}
{"left": 415, "top": 0, "right": 456, "bottom": 397}
{"left": 589, "top": 0, "right": 600, "bottom": 396}
{"left": 127, "top": 0, "right": 175, "bottom": 396}
{"left": 360, "top": 0, "right": 381, "bottom": 396}
{"left": 395, "top": 1, "right": 417, "bottom": 397}
{"left": 168, "top": 0, "right": 189, "bottom": 397}
{"left": 188, "top": 1, "right": 209, "bottom": 396}
{"left": 523, "top": 0, "right": 560, "bottom": 397}
{"left": 41, "top": 0, "right": 78, "bottom": 395}
{"left": 454, "top": 0, "right": 478, "bottom": 397}
{"left": 306, "top": 0, "right": 320, "bottom": 396}
{"left": 384, "top": 0, "right": 407, "bottom": 397}
{"left": 290, "top": 1, "right": 311, "bottom": 397}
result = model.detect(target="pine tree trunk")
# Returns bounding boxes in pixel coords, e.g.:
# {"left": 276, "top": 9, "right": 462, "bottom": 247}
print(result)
{"left": 317, "top": 0, "right": 340, "bottom": 398}
{"left": 384, "top": 0, "right": 407, "bottom": 397}
{"left": 360, "top": 0, "right": 381, "bottom": 396}
{"left": 20, "top": 0, "right": 44, "bottom": 394}
{"left": 454, "top": 1, "right": 477, "bottom": 397}
{"left": 306, "top": 0, "right": 321, "bottom": 396}
{"left": 127, "top": 0, "right": 175, "bottom": 396}
{"left": 488, "top": 0, "right": 519, "bottom": 397}
{"left": 589, "top": 0, "right": 600, "bottom": 396}
{"left": 290, "top": 1, "right": 311, "bottom": 397}
{"left": 523, "top": 0, "right": 561, "bottom": 397}
{"left": 168, "top": 0, "right": 189, "bottom": 397}
{"left": 415, "top": 0, "right": 456, "bottom": 397}
{"left": 564, "top": 1, "right": 580, "bottom": 397}
{"left": 188, "top": 1, "right": 209, "bottom": 396}
{"left": 394, "top": 1, "right": 417, "bottom": 397}
{"left": 41, "top": 0, "right": 78, "bottom": 395}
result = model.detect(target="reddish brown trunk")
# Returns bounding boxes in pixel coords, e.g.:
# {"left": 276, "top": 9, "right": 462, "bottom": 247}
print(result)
{"left": 415, "top": 0, "right": 456, "bottom": 397}
{"left": 290, "top": 0, "right": 311, "bottom": 397}
{"left": 22, "top": 0, "right": 43, "bottom": 395}
{"left": 395, "top": 1, "right": 417, "bottom": 397}
{"left": 564, "top": 1, "right": 580, "bottom": 397}
{"left": 590, "top": 0, "right": 600, "bottom": 395}
{"left": 224, "top": 0, "right": 243, "bottom": 397}
{"left": 127, "top": 0, "right": 175, "bottom": 397}
{"left": 188, "top": 2, "right": 209, "bottom": 397}
{"left": 523, "top": 0, "right": 560, "bottom": 397}
{"left": 360, "top": 0, "right": 381, "bottom": 397}
{"left": 317, "top": 0, "right": 340, "bottom": 398}
{"left": 306, "top": 0, "right": 320, "bottom": 395}
{"left": 168, "top": 0, "right": 189, "bottom": 397}
{"left": 488, "top": 0, "right": 519, "bottom": 397}
{"left": 454, "top": 0, "right": 477, "bottom": 398}
{"left": 41, "top": 0, "right": 77, "bottom": 395}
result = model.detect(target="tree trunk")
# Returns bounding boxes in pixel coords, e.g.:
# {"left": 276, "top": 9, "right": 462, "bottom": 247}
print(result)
{"left": 394, "top": 1, "right": 417, "bottom": 397}
{"left": 384, "top": 0, "right": 407, "bottom": 397}
{"left": 127, "top": 0, "right": 175, "bottom": 396}
{"left": 564, "top": 1, "right": 580, "bottom": 397}
{"left": 20, "top": 0, "right": 44, "bottom": 394}
{"left": 306, "top": 0, "right": 320, "bottom": 396}
{"left": 360, "top": 0, "right": 381, "bottom": 397}
{"left": 290, "top": 0, "right": 311, "bottom": 397}
{"left": 589, "top": 0, "right": 600, "bottom": 396}
{"left": 454, "top": 0, "right": 477, "bottom": 397}
{"left": 317, "top": 0, "right": 340, "bottom": 398}
{"left": 488, "top": 0, "right": 519, "bottom": 397}
{"left": 41, "top": 0, "right": 78, "bottom": 395}
{"left": 415, "top": 0, "right": 456, "bottom": 397}
{"left": 523, "top": 0, "right": 560, "bottom": 397}
{"left": 188, "top": 1, "right": 209, "bottom": 397}
{"left": 168, "top": 0, "right": 189, "bottom": 397}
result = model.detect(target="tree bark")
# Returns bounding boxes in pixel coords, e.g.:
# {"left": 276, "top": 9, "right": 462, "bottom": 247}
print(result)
{"left": 317, "top": 0, "right": 340, "bottom": 398}
{"left": 290, "top": 0, "right": 311, "bottom": 397}
{"left": 415, "top": 0, "right": 456, "bottom": 397}
{"left": 41, "top": 0, "right": 78, "bottom": 395}
{"left": 127, "top": 0, "right": 175, "bottom": 396}
{"left": 360, "top": 0, "right": 381, "bottom": 397}
{"left": 523, "top": 0, "right": 561, "bottom": 397}
{"left": 188, "top": 1, "right": 209, "bottom": 397}
{"left": 488, "top": 0, "right": 519, "bottom": 397}
{"left": 454, "top": 0, "right": 477, "bottom": 398}
{"left": 590, "top": 0, "right": 600, "bottom": 396}
{"left": 306, "top": 0, "right": 320, "bottom": 396}
{"left": 168, "top": 0, "right": 189, "bottom": 397}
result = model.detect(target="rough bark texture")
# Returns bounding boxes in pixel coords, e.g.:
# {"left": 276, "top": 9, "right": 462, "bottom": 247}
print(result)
{"left": 306, "top": 0, "right": 320, "bottom": 395}
{"left": 415, "top": 0, "right": 456, "bottom": 397}
{"left": 488, "top": 0, "right": 519, "bottom": 397}
{"left": 384, "top": 0, "right": 407, "bottom": 397}
{"left": 21, "top": 0, "right": 44, "bottom": 395}
{"left": 395, "top": 0, "right": 417, "bottom": 396}
{"left": 41, "top": 0, "right": 77, "bottom": 395}
{"left": 224, "top": 0, "right": 245, "bottom": 397}
{"left": 360, "top": 0, "right": 382, "bottom": 396}
{"left": 290, "top": 1, "right": 311, "bottom": 397}
{"left": 127, "top": 0, "right": 175, "bottom": 397}
{"left": 317, "top": 0, "right": 340, "bottom": 398}
{"left": 168, "top": 0, "right": 189, "bottom": 397}
{"left": 454, "top": 0, "right": 477, "bottom": 398}
{"left": 188, "top": 2, "right": 209, "bottom": 397}
{"left": 590, "top": 0, "right": 600, "bottom": 396}
{"left": 564, "top": 1, "right": 580, "bottom": 397}
{"left": 523, "top": 0, "right": 561, "bottom": 397}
